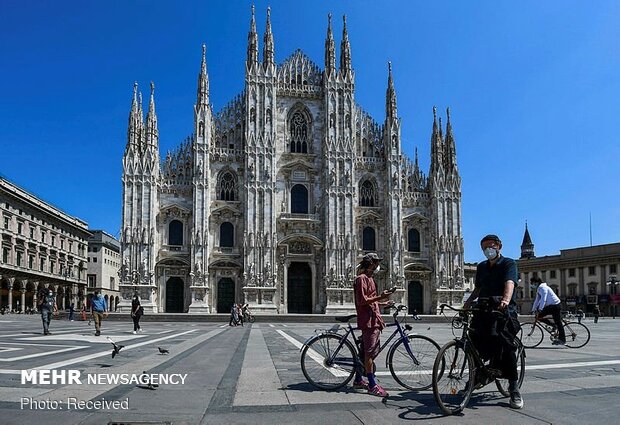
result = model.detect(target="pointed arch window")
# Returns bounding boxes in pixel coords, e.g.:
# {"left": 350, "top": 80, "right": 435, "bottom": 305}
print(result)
{"left": 360, "top": 180, "right": 376, "bottom": 207}
{"left": 362, "top": 227, "right": 376, "bottom": 251}
{"left": 169, "top": 220, "right": 183, "bottom": 246}
{"left": 408, "top": 229, "right": 421, "bottom": 252}
{"left": 290, "top": 110, "right": 309, "bottom": 153}
{"left": 217, "top": 171, "right": 237, "bottom": 201}
{"left": 291, "top": 184, "right": 309, "bottom": 214}
{"left": 219, "top": 222, "right": 234, "bottom": 248}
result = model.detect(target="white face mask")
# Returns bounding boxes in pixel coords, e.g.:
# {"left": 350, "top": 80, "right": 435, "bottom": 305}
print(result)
{"left": 483, "top": 247, "right": 498, "bottom": 260}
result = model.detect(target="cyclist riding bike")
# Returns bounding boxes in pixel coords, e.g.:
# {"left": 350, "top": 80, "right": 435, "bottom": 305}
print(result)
{"left": 463, "top": 234, "right": 523, "bottom": 409}
{"left": 530, "top": 276, "right": 565, "bottom": 345}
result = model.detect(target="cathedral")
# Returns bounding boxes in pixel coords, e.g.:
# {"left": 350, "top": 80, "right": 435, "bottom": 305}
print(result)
{"left": 118, "top": 7, "right": 464, "bottom": 315}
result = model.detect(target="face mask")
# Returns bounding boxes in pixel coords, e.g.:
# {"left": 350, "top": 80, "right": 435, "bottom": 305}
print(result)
{"left": 48, "top": 292, "right": 53, "bottom": 296}
{"left": 483, "top": 247, "right": 498, "bottom": 260}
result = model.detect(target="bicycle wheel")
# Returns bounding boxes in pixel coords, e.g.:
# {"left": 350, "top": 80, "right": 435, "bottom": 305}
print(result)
{"left": 389, "top": 335, "right": 440, "bottom": 391}
{"left": 246, "top": 313, "right": 255, "bottom": 323}
{"left": 496, "top": 341, "right": 526, "bottom": 397}
{"left": 432, "top": 340, "right": 474, "bottom": 415}
{"left": 519, "top": 322, "right": 544, "bottom": 348}
{"left": 564, "top": 322, "right": 590, "bottom": 348}
{"left": 300, "top": 333, "right": 356, "bottom": 390}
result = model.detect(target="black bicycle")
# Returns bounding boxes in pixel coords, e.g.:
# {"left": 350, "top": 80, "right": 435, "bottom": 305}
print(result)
{"left": 519, "top": 315, "right": 590, "bottom": 349}
{"left": 300, "top": 304, "right": 440, "bottom": 391}
{"left": 432, "top": 303, "right": 526, "bottom": 415}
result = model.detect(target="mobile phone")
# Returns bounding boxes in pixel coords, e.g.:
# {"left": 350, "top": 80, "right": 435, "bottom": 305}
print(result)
{"left": 387, "top": 286, "right": 397, "bottom": 294}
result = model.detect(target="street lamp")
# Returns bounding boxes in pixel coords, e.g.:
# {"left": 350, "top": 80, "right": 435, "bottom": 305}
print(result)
{"left": 606, "top": 274, "right": 619, "bottom": 319}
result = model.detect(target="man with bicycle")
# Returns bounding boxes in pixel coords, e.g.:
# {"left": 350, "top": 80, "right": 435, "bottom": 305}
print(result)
{"left": 530, "top": 276, "right": 566, "bottom": 345}
{"left": 463, "top": 234, "right": 523, "bottom": 409}
{"left": 353, "top": 253, "right": 394, "bottom": 397}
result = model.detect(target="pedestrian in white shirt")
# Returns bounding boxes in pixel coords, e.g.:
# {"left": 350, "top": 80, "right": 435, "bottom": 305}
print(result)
{"left": 531, "top": 276, "right": 565, "bottom": 345}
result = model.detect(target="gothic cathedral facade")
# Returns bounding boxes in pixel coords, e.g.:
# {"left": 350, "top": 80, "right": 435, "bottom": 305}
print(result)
{"left": 119, "top": 8, "right": 464, "bottom": 314}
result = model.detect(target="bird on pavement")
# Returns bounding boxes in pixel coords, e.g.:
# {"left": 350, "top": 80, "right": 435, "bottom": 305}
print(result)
{"left": 157, "top": 347, "right": 169, "bottom": 355}
{"left": 107, "top": 337, "right": 125, "bottom": 359}
{"left": 141, "top": 371, "right": 158, "bottom": 390}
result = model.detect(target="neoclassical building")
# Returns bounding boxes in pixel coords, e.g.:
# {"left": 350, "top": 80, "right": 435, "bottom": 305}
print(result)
{"left": 0, "top": 176, "right": 90, "bottom": 312}
{"left": 119, "top": 8, "right": 464, "bottom": 314}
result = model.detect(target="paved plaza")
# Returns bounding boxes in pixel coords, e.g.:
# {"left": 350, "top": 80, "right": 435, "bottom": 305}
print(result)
{"left": 0, "top": 314, "right": 618, "bottom": 424}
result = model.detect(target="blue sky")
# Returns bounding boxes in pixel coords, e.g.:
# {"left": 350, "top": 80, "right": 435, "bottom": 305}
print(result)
{"left": 1, "top": 1, "right": 619, "bottom": 263}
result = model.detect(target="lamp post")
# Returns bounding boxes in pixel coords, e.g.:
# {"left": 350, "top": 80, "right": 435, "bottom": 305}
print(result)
{"left": 606, "top": 274, "right": 619, "bottom": 319}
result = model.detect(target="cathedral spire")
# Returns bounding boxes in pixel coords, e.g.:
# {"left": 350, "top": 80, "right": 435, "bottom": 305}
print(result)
{"left": 325, "top": 13, "right": 336, "bottom": 75}
{"left": 196, "top": 44, "right": 210, "bottom": 108}
{"left": 126, "top": 82, "right": 140, "bottom": 153}
{"left": 247, "top": 5, "right": 259, "bottom": 69}
{"left": 263, "top": 7, "right": 275, "bottom": 67}
{"left": 430, "top": 106, "right": 444, "bottom": 175}
{"left": 386, "top": 61, "right": 397, "bottom": 119}
{"left": 145, "top": 82, "right": 159, "bottom": 148}
{"left": 445, "top": 107, "right": 458, "bottom": 173}
{"left": 520, "top": 222, "right": 535, "bottom": 259}
{"left": 340, "top": 15, "right": 352, "bottom": 75}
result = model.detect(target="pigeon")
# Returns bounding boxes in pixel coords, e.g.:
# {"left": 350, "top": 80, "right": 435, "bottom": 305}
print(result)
{"left": 141, "top": 371, "right": 158, "bottom": 390}
{"left": 157, "top": 347, "right": 169, "bottom": 355}
{"left": 427, "top": 327, "right": 431, "bottom": 330}
{"left": 107, "top": 337, "right": 125, "bottom": 359}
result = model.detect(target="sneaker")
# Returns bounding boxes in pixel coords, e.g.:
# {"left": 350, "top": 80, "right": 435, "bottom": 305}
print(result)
{"left": 95, "top": 331, "right": 100, "bottom": 336}
{"left": 132, "top": 331, "right": 137, "bottom": 334}
{"left": 138, "top": 329, "right": 143, "bottom": 333}
{"left": 552, "top": 340, "right": 566, "bottom": 346}
{"left": 368, "top": 384, "right": 388, "bottom": 397}
{"left": 352, "top": 380, "right": 369, "bottom": 392}
{"left": 509, "top": 390, "right": 524, "bottom": 409}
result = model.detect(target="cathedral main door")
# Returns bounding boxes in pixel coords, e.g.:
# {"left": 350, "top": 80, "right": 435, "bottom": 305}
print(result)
{"left": 408, "top": 280, "right": 424, "bottom": 315}
{"left": 287, "top": 262, "right": 312, "bottom": 314}
{"left": 165, "top": 277, "right": 184, "bottom": 313}
{"left": 216, "top": 278, "right": 235, "bottom": 313}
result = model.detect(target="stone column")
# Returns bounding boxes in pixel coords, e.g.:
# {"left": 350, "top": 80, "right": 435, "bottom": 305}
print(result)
{"left": 20, "top": 283, "right": 26, "bottom": 313}
{"left": 7, "top": 277, "right": 14, "bottom": 311}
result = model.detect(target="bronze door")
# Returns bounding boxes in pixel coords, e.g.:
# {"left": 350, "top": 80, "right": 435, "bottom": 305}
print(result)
{"left": 165, "top": 277, "right": 184, "bottom": 313}
{"left": 287, "top": 262, "right": 312, "bottom": 314}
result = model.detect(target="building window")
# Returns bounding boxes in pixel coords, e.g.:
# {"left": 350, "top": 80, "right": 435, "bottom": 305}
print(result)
{"left": 61, "top": 240, "right": 64, "bottom": 250}
{"left": 611, "top": 264, "right": 618, "bottom": 274}
{"left": 362, "top": 227, "right": 376, "bottom": 251}
{"left": 217, "top": 171, "right": 237, "bottom": 201}
{"left": 219, "top": 222, "right": 234, "bottom": 248}
{"left": 88, "top": 275, "right": 96, "bottom": 288}
{"left": 568, "top": 284, "right": 577, "bottom": 296}
{"left": 550, "top": 270, "right": 556, "bottom": 279}
{"left": 588, "top": 266, "right": 596, "bottom": 276}
{"left": 168, "top": 220, "right": 183, "bottom": 246}
{"left": 110, "top": 277, "right": 115, "bottom": 291}
{"left": 568, "top": 268, "right": 575, "bottom": 278}
{"left": 17, "top": 222, "right": 23, "bottom": 234}
{"left": 16, "top": 251, "right": 23, "bottom": 266}
{"left": 30, "top": 227, "right": 35, "bottom": 239}
{"left": 2, "top": 248, "right": 9, "bottom": 263}
{"left": 50, "top": 261, "right": 55, "bottom": 273}
{"left": 3, "top": 216, "right": 9, "bottom": 230}
{"left": 40, "top": 258, "right": 45, "bottom": 271}
{"left": 291, "top": 184, "right": 309, "bottom": 214}
{"left": 359, "top": 180, "right": 376, "bottom": 207}
{"left": 290, "top": 110, "right": 309, "bottom": 153}
{"left": 41, "top": 232, "right": 46, "bottom": 243}
{"left": 51, "top": 235, "right": 55, "bottom": 247}
{"left": 29, "top": 255, "right": 34, "bottom": 269}
{"left": 407, "top": 229, "right": 421, "bottom": 252}
{"left": 588, "top": 284, "right": 597, "bottom": 295}
{"left": 93, "top": 257, "right": 97, "bottom": 263}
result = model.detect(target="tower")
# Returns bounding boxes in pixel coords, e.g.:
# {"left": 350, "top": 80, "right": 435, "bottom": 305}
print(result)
{"left": 520, "top": 222, "right": 535, "bottom": 259}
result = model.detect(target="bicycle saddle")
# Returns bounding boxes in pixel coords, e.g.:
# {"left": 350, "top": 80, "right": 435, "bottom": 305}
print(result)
{"left": 335, "top": 314, "right": 357, "bottom": 322}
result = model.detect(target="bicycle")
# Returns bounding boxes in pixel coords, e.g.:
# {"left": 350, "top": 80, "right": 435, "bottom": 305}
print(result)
{"left": 432, "top": 303, "right": 526, "bottom": 415}
{"left": 300, "top": 304, "right": 440, "bottom": 392}
{"left": 519, "top": 315, "right": 590, "bottom": 349}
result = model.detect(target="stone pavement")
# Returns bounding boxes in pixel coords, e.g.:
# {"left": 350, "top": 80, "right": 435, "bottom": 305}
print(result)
{"left": 0, "top": 315, "right": 618, "bottom": 425}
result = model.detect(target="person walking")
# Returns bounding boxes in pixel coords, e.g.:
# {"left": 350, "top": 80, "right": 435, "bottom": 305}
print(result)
{"left": 353, "top": 252, "right": 394, "bottom": 397}
{"left": 38, "top": 288, "right": 58, "bottom": 335}
{"left": 463, "top": 234, "right": 523, "bottom": 409}
{"left": 69, "top": 302, "right": 75, "bottom": 321}
{"left": 229, "top": 303, "right": 239, "bottom": 326}
{"left": 593, "top": 305, "right": 600, "bottom": 323}
{"left": 90, "top": 291, "right": 108, "bottom": 336}
{"left": 131, "top": 295, "right": 143, "bottom": 334}
{"left": 530, "top": 276, "right": 565, "bottom": 345}
{"left": 576, "top": 308, "right": 585, "bottom": 324}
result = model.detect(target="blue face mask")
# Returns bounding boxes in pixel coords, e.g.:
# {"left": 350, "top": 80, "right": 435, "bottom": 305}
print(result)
{"left": 483, "top": 247, "right": 498, "bottom": 260}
